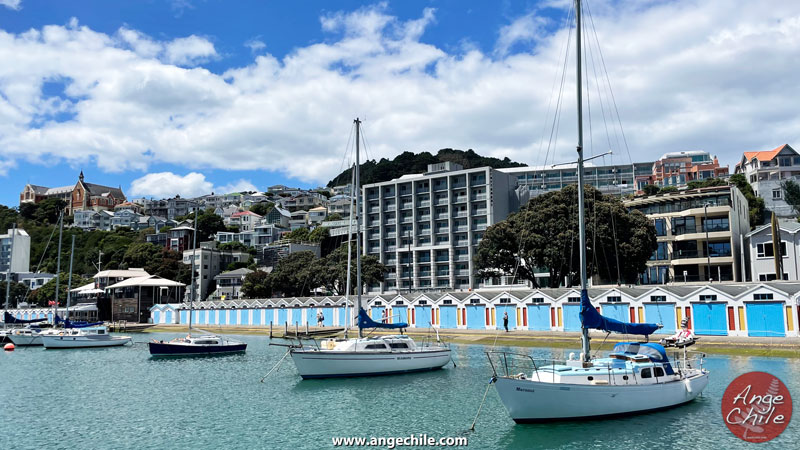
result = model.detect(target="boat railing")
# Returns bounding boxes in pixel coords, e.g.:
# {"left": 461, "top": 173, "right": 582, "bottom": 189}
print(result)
{"left": 668, "top": 349, "right": 707, "bottom": 376}
{"left": 485, "top": 351, "right": 565, "bottom": 381}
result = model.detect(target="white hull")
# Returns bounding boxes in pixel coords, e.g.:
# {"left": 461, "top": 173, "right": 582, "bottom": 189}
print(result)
{"left": 494, "top": 373, "right": 709, "bottom": 422}
{"left": 42, "top": 335, "right": 131, "bottom": 349}
{"left": 8, "top": 334, "right": 43, "bottom": 346}
{"left": 290, "top": 348, "right": 452, "bottom": 379}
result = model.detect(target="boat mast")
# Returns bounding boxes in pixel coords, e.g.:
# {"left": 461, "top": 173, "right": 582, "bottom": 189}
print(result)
{"left": 345, "top": 161, "right": 356, "bottom": 330}
{"left": 3, "top": 223, "right": 16, "bottom": 329}
{"left": 189, "top": 207, "right": 199, "bottom": 332}
{"left": 355, "top": 118, "right": 363, "bottom": 339}
{"left": 66, "top": 235, "right": 75, "bottom": 321}
{"left": 53, "top": 212, "right": 63, "bottom": 324}
{"left": 575, "top": 0, "right": 591, "bottom": 362}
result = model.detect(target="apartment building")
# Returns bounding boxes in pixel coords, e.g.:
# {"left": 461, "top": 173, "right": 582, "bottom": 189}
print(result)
{"left": 735, "top": 144, "right": 800, "bottom": 218}
{"left": 499, "top": 161, "right": 654, "bottom": 197}
{"left": 362, "top": 162, "right": 518, "bottom": 293}
{"left": 625, "top": 185, "right": 750, "bottom": 284}
{"left": 0, "top": 228, "right": 30, "bottom": 274}
{"left": 646, "top": 151, "right": 728, "bottom": 187}
{"left": 183, "top": 244, "right": 251, "bottom": 301}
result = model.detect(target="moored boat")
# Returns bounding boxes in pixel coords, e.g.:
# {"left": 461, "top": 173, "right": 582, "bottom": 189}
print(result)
{"left": 42, "top": 326, "right": 131, "bottom": 349}
{"left": 149, "top": 334, "right": 247, "bottom": 356}
{"left": 8, "top": 327, "right": 44, "bottom": 346}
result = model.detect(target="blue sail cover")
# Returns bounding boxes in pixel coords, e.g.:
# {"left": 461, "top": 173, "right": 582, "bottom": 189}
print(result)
{"left": 612, "top": 342, "right": 675, "bottom": 375}
{"left": 3, "top": 312, "right": 46, "bottom": 324}
{"left": 55, "top": 315, "right": 103, "bottom": 329}
{"left": 579, "top": 290, "right": 660, "bottom": 336}
{"left": 357, "top": 308, "right": 408, "bottom": 330}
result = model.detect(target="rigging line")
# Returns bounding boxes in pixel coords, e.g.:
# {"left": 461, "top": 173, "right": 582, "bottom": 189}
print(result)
{"left": 337, "top": 123, "right": 356, "bottom": 182}
{"left": 21, "top": 214, "right": 60, "bottom": 303}
{"left": 536, "top": 2, "right": 575, "bottom": 169}
{"left": 610, "top": 200, "right": 622, "bottom": 285}
{"left": 543, "top": 7, "right": 575, "bottom": 169}
{"left": 585, "top": 0, "right": 634, "bottom": 164}
{"left": 359, "top": 122, "right": 373, "bottom": 166}
{"left": 582, "top": 9, "right": 594, "bottom": 159}
{"left": 583, "top": 9, "right": 615, "bottom": 156}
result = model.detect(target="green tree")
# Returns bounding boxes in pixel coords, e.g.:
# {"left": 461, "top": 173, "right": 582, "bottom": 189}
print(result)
{"left": 146, "top": 248, "right": 191, "bottom": 284}
{"left": 308, "top": 226, "right": 329, "bottom": 243}
{"left": 184, "top": 209, "right": 227, "bottom": 241}
{"left": 642, "top": 184, "right": 660, "bottom": 195}
{"left": 782, "top": 180, "right": 800, "bottom": 216}
{"left": 659, "top": 186, "right": 678, "bottom": 193}
{"left": 267, "top": 251, "right": 318, "bottom": 296}
{"left": 326, "top": 213, "right": 343, "bottom": 221}
{"left": 687, "top": 177, "right": 727, "bottom": 190}
{"left": 286, "top": 227, "right": 311, "bottom": 241}
{"left": 29, "top": 273, "right": 92, "bottom": 307}
{"left": 219, "top": 241, "right": 250, "bottom": 252}
{"left": 0, "top": 281, "right": 29, "bottom": 307}
{"left": 33, "top": 198, "right": 67, "bottom": 225}
{"left": 122, "top": 242, "right": 162, "bottom": 269}
{"left": 475, "top": 184, "right": 656, "bottom": 288}
{"left": 729, "top": 173, "right": 765, "bottom": 227}
{"left": 241, "top": 270, "right": 271, "bottom": 298}
{"left": 249, "top": 202, "right": 274, "bottom": 216}
{"left": 314, "top": 244, "right": 387, "bottom": 295}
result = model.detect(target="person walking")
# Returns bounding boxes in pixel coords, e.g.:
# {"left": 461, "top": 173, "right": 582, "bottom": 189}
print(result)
{"left": 317, "top": 310, "right": 324, "bottom": 327}
{"left": 503, "top": 311, "right": 509, "bottom": 332}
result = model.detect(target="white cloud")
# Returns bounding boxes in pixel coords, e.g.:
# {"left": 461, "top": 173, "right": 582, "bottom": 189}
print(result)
{"left": 1, "top": 2, "right": 800, "bottom": 187}
{"left": 129, "top": 172, "right": 213, "bottom": 198}
{"left": 215, "top": 179, "right": 259, "bottom": 194}
{"left": 0, "top": 0, "right": 21, "bottom": 11}
{"left": 245, "top": 38, "right": 266, "bottom": 53}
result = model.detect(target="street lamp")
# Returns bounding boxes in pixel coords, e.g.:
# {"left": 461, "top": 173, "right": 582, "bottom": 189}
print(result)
{"left": 704, "top": 203, "right": 711, "bottom": 282}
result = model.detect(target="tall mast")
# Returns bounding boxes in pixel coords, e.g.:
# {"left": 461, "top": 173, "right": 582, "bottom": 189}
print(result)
{"left": 3, "top": 223, "right": 16, "bottom": 329}
{"left": 345, "top": 162, "right": 356, "bottom": 329}
{"left": 189, "top": 207, "right": 199, "bottom": 332}
{"left": 53, "top": 213, "right": 63, "bottom": 324}
{"left": 355, "top": 118, "right": 363, "bottom": 338}
{"left": 66, "top": 235, "right": 75, "bottom": 321}
{"left": 575, "top": 0, "right": 591, "bottom": 362}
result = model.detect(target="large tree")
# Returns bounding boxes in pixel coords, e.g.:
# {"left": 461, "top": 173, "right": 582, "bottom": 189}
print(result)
{"left": 475, "top": 184, "right": 656, "bottom": 288}
{"left": 313, "top": 243, "right": 387, "bottom": 295}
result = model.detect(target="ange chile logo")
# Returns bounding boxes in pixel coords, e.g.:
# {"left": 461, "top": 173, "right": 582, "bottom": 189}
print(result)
{"left": 721, "top": 371, "right": 792, "bottom": 443}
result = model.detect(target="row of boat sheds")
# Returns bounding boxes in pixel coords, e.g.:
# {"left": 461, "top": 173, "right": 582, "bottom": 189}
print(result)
{"left": 146, "top": 283, "right": 800, "bottom": 338}
{"left": 5, "top": 282, "right": 799, "bottom": 338}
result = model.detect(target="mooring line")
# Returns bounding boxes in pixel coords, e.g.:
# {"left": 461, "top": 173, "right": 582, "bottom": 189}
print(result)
{"left": 260, "top": 349, "right": 291, "bottom": 383}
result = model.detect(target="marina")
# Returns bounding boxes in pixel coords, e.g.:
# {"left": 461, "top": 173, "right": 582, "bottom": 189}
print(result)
{"left": 1, "top": 332, "right": 798, "bottom": 449}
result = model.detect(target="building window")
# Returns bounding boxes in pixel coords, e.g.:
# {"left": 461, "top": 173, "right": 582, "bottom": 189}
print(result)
{"left": 753, "top": 293, "right": 774, "bottom": 300}
{"left": 530, "top": 298, "right": 544, "bottom": 303}
{"left": 499, "top": 298, "right": 511, "bottom": 304}
{"left": 650, "top": 295, "right": 666, "bottom": 302}
{"left": 567, "top": 297, "right": 580, "bottom": 303}
{"left": 607, "top": 296, "right": 621, "bottom": 302}
{"left": 469, "top": 298, "right": 481, "bottom": 304}
{"left": 756, "top": 242, "right": 787, "bottom": 258}
{"left": 653, "top": 219, "right": 666, "bottom": 236}
{"left": 671, "top": 217, "right": 696, "bottom": 235}
{"left": 702, "top": 217, "right": 729, "bottom": 232}
{"left": 442, "top": 299, "right": 452, "bottom": 305}
{"left": 699, "top": 294, "right": 717, "bottom": 301}
{"left": 772, "top": 189, "right": 782, "bottom": 199}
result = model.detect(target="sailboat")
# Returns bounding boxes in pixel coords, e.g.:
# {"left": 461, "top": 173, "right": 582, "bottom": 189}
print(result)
{"left": 489, "top": 0, "right": 708, "bottom": 422}
{"left": 148, "top": 208, "right": 246, "bottom": 356}
{"left": 287, "top": 118, "right": 452, "bottom": 379}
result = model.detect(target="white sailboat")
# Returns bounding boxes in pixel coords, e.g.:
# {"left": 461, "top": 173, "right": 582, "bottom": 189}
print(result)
{"left": 489, "top": 0, "right": 708, "bottom": 422}
{"left": 287, "top": 118, "right": 452, "bottom": 379}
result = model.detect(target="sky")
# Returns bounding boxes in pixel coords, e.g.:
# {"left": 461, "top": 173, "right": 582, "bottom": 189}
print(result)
{"left": 1, "top": 0, "right": 799, "bottom": 206}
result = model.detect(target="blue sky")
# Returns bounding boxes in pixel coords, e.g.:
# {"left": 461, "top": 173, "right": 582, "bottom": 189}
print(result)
{"left": 1, "top": 0, "right": 799, "bottom": 207}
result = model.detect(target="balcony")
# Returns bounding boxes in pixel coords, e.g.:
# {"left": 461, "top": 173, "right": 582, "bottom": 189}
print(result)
{"left": 368, "top": 207, "right": 380, "bottom": 214}
{"left": 435, "top": 228, "right": 449, "bottom": 234}
{"left": 456, "top": 270, "right": 470, "bottom": 276}
{"left": 435, "top": 256, "right": 449, "bottom": 263}
{"left": 454, "top": 240, "right": 468, "bottom": 246}
{"left": 433, "top": 198, "right": 448, "bottom": 206}
{"left": 436, "top": 272, "right": 450, "bottom": 277}
{"left": 418, "top": 215, "right": 431, "bottom": 221}
{"left": 452, "top": 196, "right": 467, "bottom": 203}
{"left": 434, "top": 213, "right": 449, "bottom": 220}
{"left": 386, "top": 245, "right": 397, "bottom": 252}
{"left": 472, "top": 224, "right": 488, "bottom": 231}
{"left": 471, "top": 194, "right": 487, "bottom": 201}
{"left": 451, "top": 182, "right": 466, "bottom": 189}
{"left": 417, "top": 201, "right": 431, "bottom": 208}
{"left": 452, "top": 211, "right": 467, "bottom": 218}
{"left": 385, "top": 232, "right": 397, "bottom": 238}
{"left": 401, "top": 217, "right": 413, "bottom": 223}
{"left": 418, "top": 272, "right": 432, "bottom": 278}
{"left": 401, "top": 202, "right": 413, "bottom": 210}
{"left": 455, "top": 254, "right": 470, "bottom": 261}
{"left": 385, "top": 273, "right": 397, "bottom": 279}
{"left": 384, "top": 206, "right": 396, "bottom": 212}
{"left": 472, "top": 209, "right": 488, "bottom": 216}
{"left": 453, "top": 226, "right": 468, "bottom": 232}
{"left": 385, "top": 219, "right": 396, "bottom": 225}
{"left": 417, "top": 229, "right": 431, "bottom": 235}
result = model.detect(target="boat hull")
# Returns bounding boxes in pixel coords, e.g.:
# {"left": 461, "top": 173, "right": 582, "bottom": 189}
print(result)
{"left": 290, "top": 348, "right": 452, "bottom": 379}
{"left": 494, "top": 373, "right": 709, "bottom": 422}
{"left": 148, "top": 342, "right": 247, "bottom": 356}
{"left": 42, "top": 335, "right": 131, "bottom": 349}
{"left": 8, "top": 334, "right": 43, "bottom": 346}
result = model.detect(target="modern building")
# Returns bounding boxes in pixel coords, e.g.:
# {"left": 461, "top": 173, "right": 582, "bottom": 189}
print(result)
{"left": 215, "top": 222, "right": 283, "bottom": 249}
{"left": 646, "top": 151, "right": 729, "bottom": 187}
{"left": 15, "top": 272, "right": 56, "bottom": 290}
{"left": 745, "top": 221, "right": 800, "bottom": 282}
{"left": 260, "top": 241, "right": 320, "bottom": 269}
{"left": 167, "top": 226, "right": 195, "bottom": 253}
{"left": 182, "top": 244, "right": 251, "bottom": 301}
{"left": 0, "top": 228, "right": 30, "bottom": 274}
{"left": 213, "top": 268, "right": 253, "bottom": 300}
{"left": 625, "top": 185, "right": 750, "bottom": 284}
{"left": 229, "top": 210, "right": 262, "bottom": 232}
{"left": 499, "top": 161, "right": 654, "bottom": 197}
{"left": 289, "top": 210, "right": 308, "bottom": 230}
{"left": 308, "top": 206, "right": 328, "bottom": 224}
{"left": 362, "top": 162, "right": 520, "bottom": 293}
{"left": 735, "top": 144, "right": 800, "bottom": 218}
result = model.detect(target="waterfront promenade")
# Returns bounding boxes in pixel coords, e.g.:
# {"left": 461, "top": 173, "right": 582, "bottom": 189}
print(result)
{"left": 144, "top": 324, "right": 800, "bottom": 358}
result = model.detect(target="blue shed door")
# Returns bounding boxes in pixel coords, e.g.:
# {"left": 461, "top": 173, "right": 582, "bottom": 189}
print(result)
{"left": 371, "top": 307, "right": 386, "bottom": 323}
{"left": 219, "top": 310, "right": 229, "bottom": 325}
{"left": 439, "top": 306, "right": 458, "bottom": 328}
{"left": 497, "top": 305, "right": 517, "bottom": 329}
{"left": 644, "top": 304, "right": 676, "bottom": 334}
{"left": 336, "top": 307, "right": 347, "bottom": 327}
{"left": 466, "top": 305, "right": 486, "bottom": 329}
{"left": 393, "top": 307, "right": 408, "bottom": 324}
{"left": 562, "top": 304, "right": 581, "bottom": 332}
{"left": 278, "top": 309, "right": 288, "bottom": 325}
{"left": 321, "top": 308, "right": 333, "bottom": 326}
{"left": 746, "top": 302, "right": 785, "bottom": 337}
{"left": 527, "top": 305, "right": 550, "bottom": 331}
{"left": 252, "top": 309, "right": 262, "bottom": 326}
{"left": 239, "top": 309, "right": 249, "bottom": 325}
{"left": 152, "top": 310, "right": 161, "bottom": 324}
{"left": 208, "top": 310, "right": 217, "bottom": 325}
{"left": 602, "top": 304, "right": 628, "bottom": 323}
{"left": 415, "top": 306, "right": 432, "bottom": 327}
{"left": 165, "top": 310, "right": 173, "bottom": 324}
{"left": 693, "top": 303, "right": 728, "bottom": 336}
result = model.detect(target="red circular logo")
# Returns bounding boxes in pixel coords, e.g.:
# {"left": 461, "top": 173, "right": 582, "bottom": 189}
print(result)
{"left": 721, "top": 371, "right": 792, "bottom": 443}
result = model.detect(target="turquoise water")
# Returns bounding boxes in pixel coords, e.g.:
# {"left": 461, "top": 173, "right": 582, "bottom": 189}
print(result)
{"left": 1, "top": 333, "right": 798, "bottom": 449}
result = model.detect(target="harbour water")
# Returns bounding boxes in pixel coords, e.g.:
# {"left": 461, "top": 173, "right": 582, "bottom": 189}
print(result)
{"left": 1, "top": 332, "right": 798, "bottom": 449}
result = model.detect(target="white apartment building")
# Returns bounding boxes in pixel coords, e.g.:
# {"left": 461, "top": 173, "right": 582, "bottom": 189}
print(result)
{"left": 625, "top": 185, "right": 750, "bottom": 283}
{"left": 362, "top": 162, "right": 519, "bottom": 293}
{"left": 499, "top": 161, "right": 654, "bottom": 197}
{"left": 735, "top": 144, "right": 800, "bottom": 218}
{"left": 0, "top": 228, "right": 30, "bottom": 274}
{"left": 746, "top": 221, "right": 800, "bottom": 281}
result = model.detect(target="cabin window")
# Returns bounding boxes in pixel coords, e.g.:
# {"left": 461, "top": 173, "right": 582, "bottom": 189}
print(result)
{"left": 395, "top": 301, "right": 404, "bottom": 305}
{"left": 499, "top": 298, "right": 511, "bottom": 304}
{"left": 418, "top": 300, "right": 427, "bottom": 305}
{"left": 641, "top": 368, "right": 652, "bottom": 379}
{"left": 650, "top": 296, "right": 666, "bottom": 302}
{"left": 607, "top": 296, "right": 621, "bottom": 302}
{"left": 587, "top": 376, "right": 594, "bottom": 381}
{"left": 699, "top": 295, "right": 717, "bottom": 301}
{"left": 567, "top": 297, "right": 580, "bottom": 303}
{"left": 365, "top": 344, "right": 386, "bottom": 350}
{"left": 530, "top": 298, "right": 544, "bottom": 304}
{"left": 654, "top": 367, "right": 665, "bottom": 377}
{"left": 389, "top": 343, "right": 409, "bottom": 349}
{"left": 443, "top": 300, "right": 453, "bottom": 305}
{"left": 470, "top": 298, "right": 481, "bottom": 304}
{"left": 753, "top": 293, "right": 774, "bottom": 300}
{"left": 622, "top": 375, "right": 629, "bottom": 381}
{"left": 374, "top": 301, "right": 383, "bottom": 306}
